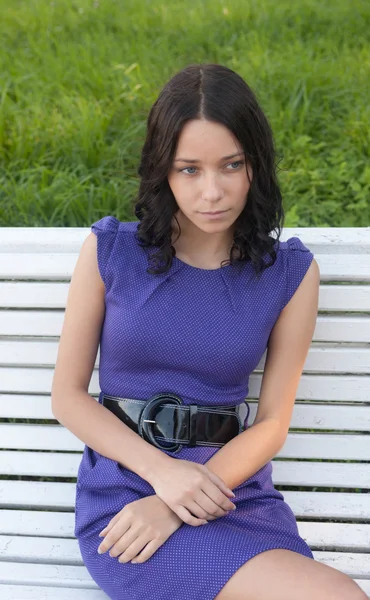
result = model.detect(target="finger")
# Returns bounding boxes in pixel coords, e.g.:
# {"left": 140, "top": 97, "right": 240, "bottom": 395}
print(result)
{"left": 114, "top": 532, "right": 146, "bottom": 563}
{"left": 202, "top": 479, "right": 237, "bottom": 511}
{"left": 99, "top": 513, "right": 121, "bottom": 537}
{"left": 131, "top": 539, "right": 164, "bottom": 564}
{"left": 184, "top": 499, "right": 209, "bottom": 519}
{"left": 175, "top": 504, "right": 208, "bottom": 527}
{"left": 109, "top": 527, "right": 137, "bottom": 558}
{"left": 185, "top": 496, "right": 227, "bottom": 520}
{"left": 204, "top": 469, "right": 235, "bottom": 498}
{"left": 118, "top": 533, "right": 157, "bottom": 563}
{"left": 194, "top": 491, "right": 230, "bottom": 518}
{"left": 98, "top": 521, "right": 131, "bottom": 554}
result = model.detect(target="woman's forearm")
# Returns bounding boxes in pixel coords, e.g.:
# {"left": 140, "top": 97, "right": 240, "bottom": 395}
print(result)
{"left": 204, "top": 418, "right": 285, "bottom": 490}
{"left": 52, "top": 390, "right": 284, "bottom": 493}
{"left": 51, "top": 389, "right": 172, "bottom": 484}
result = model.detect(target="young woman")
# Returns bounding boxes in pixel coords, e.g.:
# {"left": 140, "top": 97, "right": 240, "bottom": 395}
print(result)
{"left": 51, "top": 64, "right": 366, "bottom": 600}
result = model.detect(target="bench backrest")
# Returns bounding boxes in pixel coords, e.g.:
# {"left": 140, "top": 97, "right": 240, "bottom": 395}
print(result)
{"left": 0, "top": 225, "right": 369, "bottom": 591}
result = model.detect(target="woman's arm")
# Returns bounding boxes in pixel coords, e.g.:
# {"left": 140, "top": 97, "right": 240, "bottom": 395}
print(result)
{"left": 204, "top": 258, "right": 320, "bottom": 489}
{"left": 51, "top": 232, "right": 170, "bottom": 481}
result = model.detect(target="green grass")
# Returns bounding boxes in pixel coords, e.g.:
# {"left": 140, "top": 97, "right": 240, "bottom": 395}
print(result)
{"left": 0, "top": 0, "right": 369, "bottom": 226}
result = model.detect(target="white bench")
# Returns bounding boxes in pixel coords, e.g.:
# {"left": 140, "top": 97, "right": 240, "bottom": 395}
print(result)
{"left": 0, "top": 225, "right": 369, "bottom": 599}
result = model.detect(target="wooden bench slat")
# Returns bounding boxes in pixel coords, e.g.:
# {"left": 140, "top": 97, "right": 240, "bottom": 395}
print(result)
{"left": 1, "top": 226, "right": 369, "bottom": 250}
{"left": 0, "top": 367, "right": 99, "bottom": 394}
{"left": 0, "top": 254, "right": 78, "bottom": 280}
{"left": 2, "top": 395, "right": 370, "bottom": 431}
{"left": 2, "top": 310, "right": 370, "bottom": 343}
{"left": 1, "top": 281, "right": 369, "bottom": 312}
{"left": 249, "top": 403, "right": 370, "bottom": 431}
{"left": 2, "top": 368, "right": 369, "bottom": 401}
{"left": 1, "top": 252, "right": 370, "bottom": 281}
{"left": 311, "top": 552, "right": 370, "bottom": 579}
{"left": 0, "top": 311, "right": 64, "bottom": 337}
{"left": 1, "top": 509, "right": 369, "bottom": 552}
{"left": 279, "top": 433, "right": 370, "bottom": 460}
{"left": 0, "top": 559, "right": 369, "bottom": 599}
{"left": 0, "top": 282, "right": 69, "bottom": 309}
{"left": 0, "top": 561, "right": 97, "bottom": 588}
{"left": 249, "top": 373, "right": 370, "bottom": 402}
{"left": 0, "top": 575, "right": 368, "bottom": 599}
{"left": 286, "top": 491, "right": 370, "bottom": 520}
{"left": 1, "top": 585, "right": 108, "bottom": 599}
{"left": 0, "top": 535, "right": 80, "bottom": 564}
{"left": 1, "top": 482, "right": 369, "bottom": 519}
{"left": 2, "top": 340, "right": 370, "bottom": 374}
{"left": 1, "top": 451, "right": 369, "bottom": 489}
{"left": 314, "top": 315, "right": 370, "bottom": 343}
{"left": 2, "top": 424, "right": 369, "bottom": 460}
{"left": 0, "top": 450, "right": 81, "bottom": 477}
{"left": 1, "top": 562, "right": 369, "bottom": 597}
{"left": 299, "top": 522, "right": 370, "bottom": 551}
{"left": 1, "top": 534, "right": 369, "bottom": 580}
{"left": 0, "top": 534, "right": 369, "bottom": 576}
{"left": 272, "top": 460, "right": 370, "bottom": 489}
{"left": 0, "top": 510, "right": 73, "bottom": 537}
{"left": 280, "top": 346, "right": 370, "bottom": 374}
{"left": 0, "top": 227, "right": 89, "bottom": 250}
{"left": 319, "top": 285, "right": 370, "bottom": 312}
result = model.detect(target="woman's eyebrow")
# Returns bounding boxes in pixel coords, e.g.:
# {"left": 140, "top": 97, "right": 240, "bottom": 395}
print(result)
{"left": 174, "top": 151, "right": 244, "bottom": 163}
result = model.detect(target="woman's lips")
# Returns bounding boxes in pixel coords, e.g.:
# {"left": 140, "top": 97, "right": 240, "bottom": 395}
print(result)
{"left": 199, "top": 210, "right": 229, "bottom": 219}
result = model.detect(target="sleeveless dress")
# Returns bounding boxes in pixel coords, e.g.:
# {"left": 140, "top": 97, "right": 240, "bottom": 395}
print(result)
{"left": 74, "top": 215, "right": 315, "bottom": 600}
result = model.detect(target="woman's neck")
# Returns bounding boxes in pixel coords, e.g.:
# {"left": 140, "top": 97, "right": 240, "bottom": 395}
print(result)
{"left": 171, "top": 213, "right": 235, "bottom": 267}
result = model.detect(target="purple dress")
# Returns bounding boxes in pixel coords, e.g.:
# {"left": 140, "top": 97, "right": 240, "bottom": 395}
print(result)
{"left": 74, "top": 215, "right": 315, "bottom": 600}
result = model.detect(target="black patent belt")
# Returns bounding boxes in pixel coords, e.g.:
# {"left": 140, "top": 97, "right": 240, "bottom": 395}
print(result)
{"left": 101, "top": 392, "right": 250, "bottom": 453}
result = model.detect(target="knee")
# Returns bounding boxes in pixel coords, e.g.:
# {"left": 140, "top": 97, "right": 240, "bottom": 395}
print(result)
{"left": 348, "top": 591, "right": 368, "bottom": 600}
{"left": 352, "top": 589, "right": 368, "bottom": 600}
{"left": 336, "top": 581, "right": 368, "bottom": 600}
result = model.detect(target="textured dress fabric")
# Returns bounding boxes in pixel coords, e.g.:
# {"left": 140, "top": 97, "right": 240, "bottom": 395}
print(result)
{"left": 74, "top": 215, "right": 315, "bottom": 600}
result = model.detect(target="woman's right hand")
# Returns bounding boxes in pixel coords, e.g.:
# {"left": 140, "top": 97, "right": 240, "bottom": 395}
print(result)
{"left": 149, "top": 458, "right": 236, "bottom": 526}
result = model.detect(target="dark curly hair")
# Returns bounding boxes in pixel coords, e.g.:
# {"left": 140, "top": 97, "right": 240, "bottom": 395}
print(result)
{"left": 133, "top": 63, "right": 285, "bottom": 278}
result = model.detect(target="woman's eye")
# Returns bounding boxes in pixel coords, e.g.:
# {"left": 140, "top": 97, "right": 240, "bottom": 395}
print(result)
{"left": 227, "top": 161, "right": 244, "bottom": 169}
{"left": 180, "top": 167, "right": 197, "bottom": 175}
{"left": 178, "top": 161, "right": 244, "bottom": 175}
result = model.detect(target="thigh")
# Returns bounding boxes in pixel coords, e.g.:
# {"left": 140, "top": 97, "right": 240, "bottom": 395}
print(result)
{"left": 215, "top": 549, "right": 367, "bottom": 600}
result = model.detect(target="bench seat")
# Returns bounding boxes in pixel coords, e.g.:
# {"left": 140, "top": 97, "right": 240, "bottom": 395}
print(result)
{"left": 1, "top": 225, "right": 369, "bottom": 597}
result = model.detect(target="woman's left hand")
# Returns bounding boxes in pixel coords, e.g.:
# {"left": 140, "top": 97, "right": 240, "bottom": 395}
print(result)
{"left": 97, "top": 495, "right": 184, "bottom": 564}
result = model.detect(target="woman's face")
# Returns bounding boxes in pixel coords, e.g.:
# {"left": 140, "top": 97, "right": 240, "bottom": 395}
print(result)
{"left": 167, "top": 118, "right": 252, "bottom": 236}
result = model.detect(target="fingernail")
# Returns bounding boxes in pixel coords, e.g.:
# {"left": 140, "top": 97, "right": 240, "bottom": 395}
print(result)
{"left": 232, "top": 505, "right": 237, "bottom": 510}
{"left": 97, "top": 547, "right": 103, "bottom": 554}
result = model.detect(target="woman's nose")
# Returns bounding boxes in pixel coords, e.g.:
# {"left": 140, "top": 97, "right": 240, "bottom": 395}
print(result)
{"left": 201, "top": 172, "right": 224, "bottom": 201}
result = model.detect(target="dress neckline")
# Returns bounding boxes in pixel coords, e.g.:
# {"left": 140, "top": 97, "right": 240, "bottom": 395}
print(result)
{"left": 172, "top": 254, "right": 235, "bottom": 273}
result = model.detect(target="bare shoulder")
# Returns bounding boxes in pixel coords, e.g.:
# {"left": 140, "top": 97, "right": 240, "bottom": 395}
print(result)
{"left": 305, "top": 257, "right": 320, "bottom": 285}
{"left": 283, "top": 256, "right": 320, "bottom": 313}
{"left": 74, "top": 230, "right": 105, "bottom": 285}
{"left": 51, "top": 232, "right": 105, "bottom": 409}
{"left": 256, "top": 258, "right": 320, "bottom": 431}
{"left": 268, "top": 256, "right": 320, "bottom": 353}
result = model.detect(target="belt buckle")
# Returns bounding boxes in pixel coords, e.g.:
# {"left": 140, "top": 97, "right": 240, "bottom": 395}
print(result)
{"left": 139, "top": 393, "right": 184, "bottom": 453}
